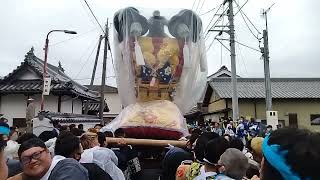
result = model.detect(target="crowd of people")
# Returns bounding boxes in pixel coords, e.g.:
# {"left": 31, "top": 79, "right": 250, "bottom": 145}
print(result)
{"left": 164, "top": 123, "right": 320, "bottom": 180}
{"left": 0, "top": 122, "right": 141, "bottom": 180}
{"left": 1, "top": 118, "right": 320, "bottom": 180}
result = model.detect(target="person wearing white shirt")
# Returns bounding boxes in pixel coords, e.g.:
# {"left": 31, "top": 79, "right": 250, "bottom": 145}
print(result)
{"left": 13, "top": 137, "right": 88, "bottom": 180}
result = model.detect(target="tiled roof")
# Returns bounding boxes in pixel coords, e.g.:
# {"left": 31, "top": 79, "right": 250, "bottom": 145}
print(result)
{"left": 210, "top": 78, "right": 320, "bottom": 99}
{"left": 184, "top": 106, "right": 200, "bottom": 116}
{"left": 207, "top": 66, "right": 240, "bottom": 79}
{"left": 85, "top": 85, "right": 118, "bottom": 93}
{"left": 41, "top": 112, "right": 101, "bottom": 123}
{"left": 0, "top": 80, "right": 65, "bottom": 93}
{"left": 0, "top": 48, "right": 99, "bottom": 100}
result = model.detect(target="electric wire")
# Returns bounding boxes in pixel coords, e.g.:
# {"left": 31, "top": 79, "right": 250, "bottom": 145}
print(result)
{"left": 234, "top": 0, "right": 261, "bottom": 35}
{"left": 199, "top": 7, "right": 216, "bottom": 16}
{"left": 83, "top": 0, "right": 105, "bottom": 34}
{"left": 198, "top": 0, "right": 206, "bottom": 13}
{"left": 50, "top": 27, "right": 98, "bottom": 47}
{"left": 205, "top": 5, "right": 228, "bottom": 39}
{"left": 235, "top": 35, "right": 248, "bottom": 75}
{"left": 73, "top": 36, "right": 100, "bottom": 79}
{"left": 203, "top": 2, "right": 224, "bottom": 36}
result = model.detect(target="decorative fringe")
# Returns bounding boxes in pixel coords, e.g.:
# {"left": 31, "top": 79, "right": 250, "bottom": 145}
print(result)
{"left": 183, "top": 43, "right": 191, "bottom": 68}
{"left": 134, "top": 38, "right": 145, "bottom": 66}
{"left": 200, "top": 55, "right": 207, "bottom": 72}
{"left": 150, "top": 77, "right": 156, "bottom": 87}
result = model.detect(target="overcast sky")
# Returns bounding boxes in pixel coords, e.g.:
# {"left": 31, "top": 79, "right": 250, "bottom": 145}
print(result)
{"left": 1, "top": 0, "right": 319, "bottom": 86}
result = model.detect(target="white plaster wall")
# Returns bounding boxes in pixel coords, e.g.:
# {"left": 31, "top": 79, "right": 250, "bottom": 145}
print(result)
{"left": 61, "top": 96, "right": 72, "bottom": 113}
{"left": 73, "top": 99, "right": 82, "bottom": 114}
{"left": 1, "top": 94, "right": 58, "bottom": 126}
{"left": 32, "top": 94, "right": 58, "bottom": 113}
{"left": 16, "top": 68, "right": 40, "bottom": 80}
{"left": 0, "top": 94, "right": 27, "bottom": 126}
{"left": 104, "top": 93, "right": 122, "bottom": 115}
{"left": 60, "top": 96, "right": 83, "bottom": 114}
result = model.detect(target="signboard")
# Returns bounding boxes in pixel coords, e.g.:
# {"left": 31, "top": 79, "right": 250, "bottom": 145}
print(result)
{"left": 42, "top": 77, "right": 51, "bottom": 95}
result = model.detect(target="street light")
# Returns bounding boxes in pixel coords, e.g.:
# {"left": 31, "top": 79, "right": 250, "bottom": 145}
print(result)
{"left": 40, "top": 29, "right": 77, "bottom": 111}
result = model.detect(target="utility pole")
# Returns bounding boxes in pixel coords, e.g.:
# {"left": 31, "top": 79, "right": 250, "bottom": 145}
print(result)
{"left": 99, "top": 20, "right": 109, "bottom": 124}
{"left": 227, "top": 0, "right": 239, "bottom": 121}
{"left": 84, "top": 35, "right": 103, "bottom": 114}
{"left": 262, "top": 4, "right": 274, "bottom": 111}
{"left": 262, "top": 29, "right": 272, "bottom": 111}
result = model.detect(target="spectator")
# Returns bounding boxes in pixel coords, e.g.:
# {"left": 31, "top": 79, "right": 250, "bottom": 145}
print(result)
{"left": 264, "top": 125, "right": 272, "bottom": 137}
{"left": 80, "top": 129, "right": 125, "bottom": 180}
{"left": 244, "top": 137, "right": 262, "bottom": 179}
{"left": 229, "top": 137, "right": 244, "bottom": 152}
{"left": 39, "top": 130, "right": 56, "bottom": 142}
{"left": 80, "top": 134, "right": 93, "bottom": 150}
{"left": 2, "top": 126, "right": 22, "bottom": 178}
{"left": 224, "top": 134, "right": 231, "bottom": 142}
{"left": 251, "top": 137, "right": 264, "bottom": 163}
{"left": 185, "top": 137, "right": 229, "bottom": 179}
{"left": 104, "top": 131, "right": 114, "bottom": 138}
{"left": 112, "top": 128, "right": 141, "bottom": 179}
{"left": 78, "top": 124, "right": 84, "bottom": 131}
{"left": 97, "top": 132, "right": 107, "bottom": 147}
{"left": 193, "top": 132, "right": 220, "bottom": 163}
{"left": 236, "top": 120, "right": 247, "bottom": 145}
{"left": 9, "top": 127, "right": 19, "bottom": 141}
{"left": 71, "top": 128, "right": 85, "bottom": 137}
{"left": 69, "top": 124, "right": 76, "bottom": 131}
{"left": 0, "top": 127, "right": 8, "bottom": 180}
{"left": 163, "top": 131, "right": 198, "bottom": 180}
{"left": 54, "top": 132, "right": 112, "bottom": 180}
{"left": 259, "top": 128, "right": 320, "bottom": 180}
{"left": 51, "top": 120, "right": 60, "bottom": 137}
{"left": 94, "top": 124, "right": 103, "bottom": 131}
{"left": 212, "top": 122, "right": 222, "bottom": 136}
{"left": 12, "top": 138, "right": 89, "bottom": 180}
{"left": 0, "top": 122, "right": 10, "bottom": 137}
{"left": 176, "top": 132, "right": 219, "bottom": 179}
{"left": 114, "top": 128, "right": 126, "bottom": 138}
{"left": 225, "top": 123, "right": 235, "bottom": 137}
{"left": 218, "top": 148, "right": 249, "bottom": 179}
{"left": 4, "top": 127, "right": 20, "bottom": 159}
{"left": 16, "top": 133, "right": 37, "bottom": 144}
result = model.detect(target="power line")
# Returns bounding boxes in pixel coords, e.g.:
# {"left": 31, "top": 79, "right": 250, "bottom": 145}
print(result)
{"left": 73, "top": 36, "right": 100, "bottom": 79}
{"left": 234, "top": 0, "right": 248, "bottom": 16}
{"left": 198, "top": 0, "right": 206, "bottom": 13}
{"left": 203, "top": 2, "right": 224, "bottom": 36}
{"left": 81, "top": 1, "right": 115, "bottom": 78}
{"left": 216, "top": 38, "right": 230, "bottom": 52}
{"left": 205, "top": 5, "right": 228, "bottom": 39}
{"left": 235, "top": 40, "right": 261, "bottom": 52}
{"left": 234, "top": 0, "right": 261, "bottom": 34}
{"left": 195, "top": 0, "right": 202, "bottom": 12}
{"left": 220, "top": 4, "right": 226, "bottom": 67}
{"left": 206, "top": 29, "right": 226, "bottom": 52}
{"left": 235, "top": 35, "right": 248, "bottom": 75}
{"left": 199, "top": 7, "right": 216, "bottom": 16}
{"left": 239, "top": 8, "right": 259, "bottom": 40}
{"left": 83, "top": 0, "right": 105, "bottom": 34}
{"left": 49, "top": 27, "right": 98, "bottom": 47}
{"left": 192, "top": 0, "right": 198, "bottom": 10}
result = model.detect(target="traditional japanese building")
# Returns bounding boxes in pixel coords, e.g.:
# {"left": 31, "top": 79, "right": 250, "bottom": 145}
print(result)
{"left": 0, "top": 48, "right": 102, "bottom": 127}
{"left": 202, "top": 66, "right": 320, "bottom": 132}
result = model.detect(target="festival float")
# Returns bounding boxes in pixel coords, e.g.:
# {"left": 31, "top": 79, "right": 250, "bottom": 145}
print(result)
{"left": 101, "top": 7, "right": 207, "bottom": 144}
